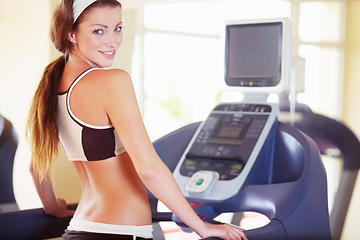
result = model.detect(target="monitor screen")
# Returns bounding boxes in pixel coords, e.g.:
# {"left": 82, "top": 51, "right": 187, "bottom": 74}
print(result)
{"left": 186, "top": 112, "right": 269, "bottom": 161}
{"left": 224, "top": 18, "right": 291, "bottom": 93}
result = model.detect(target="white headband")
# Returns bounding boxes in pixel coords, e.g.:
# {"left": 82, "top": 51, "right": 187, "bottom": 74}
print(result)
{"left": 73, "top": 0, "right": 121, "bottom": 23}
{"left": 73, "top": 0, "right": 98, "bottom": 23}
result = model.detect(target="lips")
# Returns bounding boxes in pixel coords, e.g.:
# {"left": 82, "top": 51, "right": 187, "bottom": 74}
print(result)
{"left": 99, "top": 50, "right": 115, "bottom": 58}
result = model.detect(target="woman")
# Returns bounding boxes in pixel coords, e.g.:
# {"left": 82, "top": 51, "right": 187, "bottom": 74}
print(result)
{"left": 26, "top": 0, "right": 247, "bottom": 239}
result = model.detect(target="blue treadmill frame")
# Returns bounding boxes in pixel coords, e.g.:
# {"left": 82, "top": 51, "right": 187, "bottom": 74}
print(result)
{"left": 149, "top": 121, "right": 331, "bottom": 240}
{"left": 280, "top": 101, "right": 360, "bottom": 240}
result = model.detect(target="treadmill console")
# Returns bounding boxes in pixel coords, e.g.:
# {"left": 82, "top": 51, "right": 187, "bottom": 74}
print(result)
{"left": 173, "top": 103, "right": 278, "bottom": 200}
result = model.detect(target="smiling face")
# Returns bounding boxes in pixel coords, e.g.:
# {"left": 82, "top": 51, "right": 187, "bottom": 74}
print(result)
{"left": 69, "top": 5, "right": 123, "bottom": 68}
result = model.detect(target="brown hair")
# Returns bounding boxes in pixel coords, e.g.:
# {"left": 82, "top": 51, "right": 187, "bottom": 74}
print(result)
{"left": 26, "top": 0, "right": 121, "bottom": 181}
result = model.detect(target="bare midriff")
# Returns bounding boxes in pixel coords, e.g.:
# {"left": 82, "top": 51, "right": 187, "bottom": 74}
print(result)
{"left": 71, "top": 152, "right": 152, "bottom": 226}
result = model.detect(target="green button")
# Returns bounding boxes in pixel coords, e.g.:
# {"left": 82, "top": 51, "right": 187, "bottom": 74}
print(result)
{"left": 232, "top": 164, "right": 243, "bottom": 170}
{"left": 196, "top": 178, "right": 204, "bottom": 185}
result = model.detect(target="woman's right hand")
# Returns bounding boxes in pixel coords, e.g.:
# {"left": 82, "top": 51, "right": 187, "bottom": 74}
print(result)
{"left": 198, "top": 223, "right": 248, "bottom": 240}
{"left": 44, "top": 197, "right": 75, "bottom": 218}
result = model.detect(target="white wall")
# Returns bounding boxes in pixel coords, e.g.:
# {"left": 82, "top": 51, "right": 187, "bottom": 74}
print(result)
{"left": 0, "top": 0, "right": 52, "bottom": 209}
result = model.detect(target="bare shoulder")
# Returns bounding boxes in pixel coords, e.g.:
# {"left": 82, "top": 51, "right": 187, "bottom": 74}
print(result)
{"left": 91, "top": 68, "right": 130, "bottom": 81}
{"left": 89, "top": 69, "right": 136, "bottom": 109}
{"left": 93, "top": 68, "right": 132, "bottom": 90}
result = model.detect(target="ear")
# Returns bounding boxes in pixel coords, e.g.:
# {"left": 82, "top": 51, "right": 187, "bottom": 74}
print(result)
{"left": 68, "top": 32, "right": 77, "bottom": 44}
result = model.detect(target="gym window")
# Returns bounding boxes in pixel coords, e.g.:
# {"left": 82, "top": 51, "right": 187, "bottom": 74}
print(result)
{"left": 129, "top": 0, "right": 345, "bottom": 141}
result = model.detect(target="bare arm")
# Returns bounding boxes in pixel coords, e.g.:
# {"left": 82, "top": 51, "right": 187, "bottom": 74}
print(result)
{"left": 29, "top": 160, "right": 74, "bottom": 218}
{"left": 103, "top": 69, "right": 247, "bottom": 240}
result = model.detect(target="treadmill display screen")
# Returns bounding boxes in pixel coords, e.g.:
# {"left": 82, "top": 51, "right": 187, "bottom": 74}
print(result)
{"left": 179, "top": 103, "right": 273, "bottom": 180}
{"left": 225, "top": 22, "right": 283, "bottom": 87}
{"left": 186, "top": 113, "right": 268, "bottom": 161}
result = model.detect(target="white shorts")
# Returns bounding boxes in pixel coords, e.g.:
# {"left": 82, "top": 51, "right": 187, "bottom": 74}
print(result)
{"left": 67, "top": 219, "right": 153, "bottom": 239}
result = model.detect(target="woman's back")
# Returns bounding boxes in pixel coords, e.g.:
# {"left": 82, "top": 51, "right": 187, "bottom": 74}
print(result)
{"left": 59, "top": 63, "right": 152, "bottom": 226}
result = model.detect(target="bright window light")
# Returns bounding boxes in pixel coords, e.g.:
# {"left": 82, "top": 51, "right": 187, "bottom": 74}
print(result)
{"left": 297, "top": 45, "right": 341, "bottom": 118}
{"left": 142, "top": 0, "right": 292, "bottom": 140}
{"left": 299, "top": 2, "right": 342, "bottom": 42}
{"left": 144, "top": 1, "right": 291, "bottom": 35}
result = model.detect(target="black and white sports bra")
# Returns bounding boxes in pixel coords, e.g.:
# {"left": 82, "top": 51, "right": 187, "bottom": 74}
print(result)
{"left": 57, "top": 68, "right": 125, "bottom": 161}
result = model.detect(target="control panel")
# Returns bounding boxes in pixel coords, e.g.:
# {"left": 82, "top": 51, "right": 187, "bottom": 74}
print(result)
{"left": 173, "top": 103, "right": 278, "bottom": 201}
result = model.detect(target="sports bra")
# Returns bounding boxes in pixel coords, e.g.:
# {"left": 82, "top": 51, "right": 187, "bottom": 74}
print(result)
{"left": 57, "top": 68, "right": 126, "bottom": 161}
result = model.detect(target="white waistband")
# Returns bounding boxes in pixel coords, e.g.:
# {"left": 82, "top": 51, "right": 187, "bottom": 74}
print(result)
{"left": 67, "top": 219, "right": 153, "bottom": 238}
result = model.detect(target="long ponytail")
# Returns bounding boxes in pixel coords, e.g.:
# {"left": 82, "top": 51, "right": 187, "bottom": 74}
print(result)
{"left": 26, "top": 0, "right": 74, "bottom": 182}
{"left": 26, "top": 56, "right": 65, "bottom": 181}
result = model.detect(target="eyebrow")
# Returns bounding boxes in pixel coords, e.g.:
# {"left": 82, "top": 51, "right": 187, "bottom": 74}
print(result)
{"left": 91, "top": 21, "right": 123, "bottom": 28}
